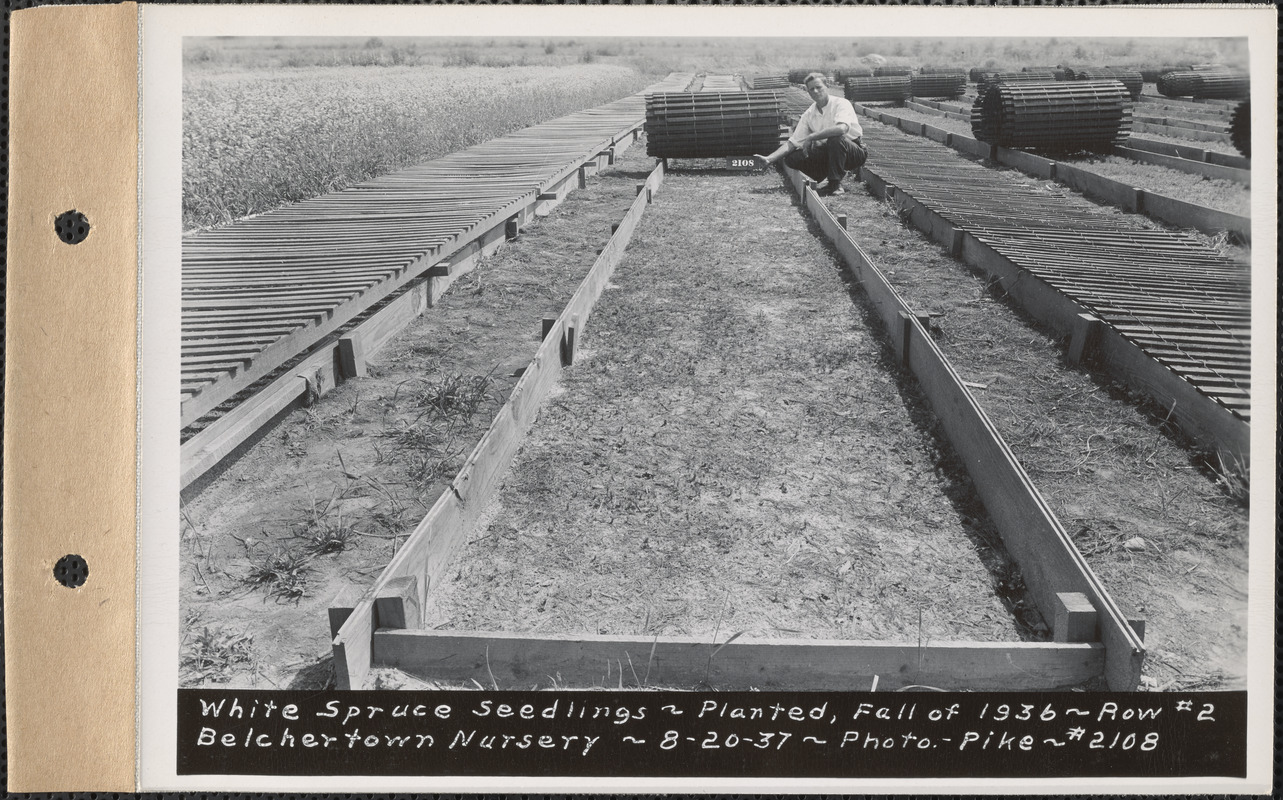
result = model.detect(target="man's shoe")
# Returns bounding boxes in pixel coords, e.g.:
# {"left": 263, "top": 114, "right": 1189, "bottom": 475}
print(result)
{"left": 817, "top": 182, "right": 845, "bottom": 196}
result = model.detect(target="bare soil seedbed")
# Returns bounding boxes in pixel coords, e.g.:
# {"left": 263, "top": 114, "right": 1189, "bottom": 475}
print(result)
{"left": 425, "top": 160, "right": 1039, "bottom": 649}
{"left": 180, "top": 143, "right": 657, "bottom": 688}
{"left": 821, "top": 153, "right": 1249, "bottom": 689}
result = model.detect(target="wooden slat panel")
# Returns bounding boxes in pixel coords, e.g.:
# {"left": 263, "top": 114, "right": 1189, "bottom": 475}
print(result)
{"left": 180, "top": 81, "right": 684, "bottom": 429}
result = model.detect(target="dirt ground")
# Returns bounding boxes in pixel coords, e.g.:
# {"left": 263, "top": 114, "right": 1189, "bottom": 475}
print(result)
{"left": 181, "top": 129, "right": 1251, "bottom": 692}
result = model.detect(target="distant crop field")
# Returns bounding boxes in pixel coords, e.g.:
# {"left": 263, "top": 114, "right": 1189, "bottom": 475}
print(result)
{"left": 183, "top": 63, "right": 648, "bottom": 230}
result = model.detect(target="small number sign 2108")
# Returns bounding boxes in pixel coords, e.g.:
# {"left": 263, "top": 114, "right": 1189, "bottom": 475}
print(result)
{"left": 726, "top": 157, "right": 758, "bottom": 169}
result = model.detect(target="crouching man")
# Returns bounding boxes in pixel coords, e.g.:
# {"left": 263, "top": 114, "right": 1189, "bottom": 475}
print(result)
{"left": 754, "top": 72, "right": 867, "bottom": 196}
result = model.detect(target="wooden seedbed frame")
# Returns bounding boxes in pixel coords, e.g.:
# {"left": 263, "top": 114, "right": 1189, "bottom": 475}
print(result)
{"left": 180, "top": 129, "right": 640, "bottom": 492}
{"left": 1132, "top": 119, "right": 1233, "bottom": 144}
{"left": 1112, "top": 145, "right": 1249, "bottom": 186}
{"left": 845, "top": 110, "right": 1250, "bottom": 467}
{"left": 326, "top": 154, "right": 1147, "bottom": 692}
{"left": 1124, "top": 135, "right": 1250, "bottom": 171}
{"left": 852, "top": 103, "right": 1251, "bottom": 242}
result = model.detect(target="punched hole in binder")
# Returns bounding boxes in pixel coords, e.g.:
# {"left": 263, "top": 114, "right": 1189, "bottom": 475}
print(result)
{"left": 54, "top": 210, "right": 90, "bottom": 244}
{"left": 53, "top": 554, "right": 89, "bottom": 588}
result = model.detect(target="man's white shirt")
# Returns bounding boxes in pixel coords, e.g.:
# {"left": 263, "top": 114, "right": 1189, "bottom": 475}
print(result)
{"left": 789, "top": 96, "right": 864, "bottom": 147}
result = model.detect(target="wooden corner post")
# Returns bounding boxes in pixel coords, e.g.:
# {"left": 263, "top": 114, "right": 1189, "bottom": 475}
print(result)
{"left": 375, "top": 576, "right": 422, "bottom": 630}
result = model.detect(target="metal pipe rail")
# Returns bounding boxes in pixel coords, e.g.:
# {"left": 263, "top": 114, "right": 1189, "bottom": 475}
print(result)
{"left": 180, "top": 73, "right": 694, "bottom": 431}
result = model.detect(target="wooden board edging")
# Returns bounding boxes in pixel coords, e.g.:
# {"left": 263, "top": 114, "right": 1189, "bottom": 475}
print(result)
{"left": 1113, "top": 145, "right": 1249, "bottom": 186}
{"left": 784, "top": 167, "right": 1144, "bottom": 690}
{"left": 1132, "top": 120, "right": 1233, "bottom": 144}
{"left": 994, "top": 147, "right": 1056, "bottom": 180}
{"left": 1133, "top": 114, "right": 1229, "bottom": 134}
{"left": 1054, "top": 162, "right": 1142, "bottom": 213}
{"left": 372, "top": 629, "right": 1104, "bottom": 691}
{"left": 180, "top": 345, "right": 334, "bottom": 492}
{"left": 1140, "top": 190, "right": 1251, "bottom": 243}
{"left": 331, "top": 161, "right": 667, "bottom": 689}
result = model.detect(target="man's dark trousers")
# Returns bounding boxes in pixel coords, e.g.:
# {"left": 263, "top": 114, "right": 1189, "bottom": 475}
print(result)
{"left": 783, "top": 136, "right": 864, "bottom": 185}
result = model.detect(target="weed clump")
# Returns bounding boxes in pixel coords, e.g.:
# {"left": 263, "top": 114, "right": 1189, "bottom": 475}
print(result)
{"left": 182, "top": 623, "right": 256, "bottom": 683}
{"left": 293, "top": 481, "right": 360, "bottom": 556}
{"left": 419, "top": 372, "right": 494, "bottom": 418}
{"left": 245, "top": 547, "right": 311, "bottom": 603}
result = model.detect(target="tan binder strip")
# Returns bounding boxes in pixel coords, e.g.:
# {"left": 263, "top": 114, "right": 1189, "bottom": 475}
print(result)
{"left": 5, "top": 2, "right": 139, "bottom": 791}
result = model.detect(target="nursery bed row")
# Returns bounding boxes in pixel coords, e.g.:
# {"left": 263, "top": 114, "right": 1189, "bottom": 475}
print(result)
{"left": 180, "top": 75, "right": 696, "bottom": 492}
{"left": 816, "top": 176, "right": 1249, "bottom": 690}
{"left": 179, "top": 74, "right": 695, "bottom": 432}
{"left": 848, "top": 115, "right": 1250, "bottom": 467}
{"left": 179, "top": 139, "right": 666, "bottom": 689}
{"left": 331, "top": 153, "right": 1146, "bottom": 692}
{"left": 889, "top": 102, "right": 1251, "bottom": 197}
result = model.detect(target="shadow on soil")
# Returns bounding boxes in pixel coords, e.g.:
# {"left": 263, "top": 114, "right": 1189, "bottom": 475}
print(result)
{"left": 287, "top": 656, "right": 337, "bottom": 690}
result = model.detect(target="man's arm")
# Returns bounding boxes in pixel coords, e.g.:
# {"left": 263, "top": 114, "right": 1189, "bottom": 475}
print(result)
{"left": 753, "top": 139, "right": 796, "bottom": 168}
{"left": 754, "top": 122, "right": 850, "bottom": 169}
{"left": 798, "top": 122, "right": 850, "bottom": 142}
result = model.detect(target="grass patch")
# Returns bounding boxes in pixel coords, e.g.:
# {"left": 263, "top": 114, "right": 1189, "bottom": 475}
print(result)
{"left": 244, "top": 547, "right": 312, "bottom": 603}
{"left": 419, "top": 371, "right": 495, "bottom": 418}
{"left": 181, "top": 621, "right": 257, "bottom": 683}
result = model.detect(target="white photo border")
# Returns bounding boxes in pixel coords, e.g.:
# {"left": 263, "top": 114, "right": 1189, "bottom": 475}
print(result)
{"left": 140, "top": 3, "right": 1277, "bottom": 792}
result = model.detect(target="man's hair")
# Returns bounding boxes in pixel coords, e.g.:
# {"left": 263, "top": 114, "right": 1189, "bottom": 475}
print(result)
{"left": 804, "top": 72, "right": 829, "bottom": 86}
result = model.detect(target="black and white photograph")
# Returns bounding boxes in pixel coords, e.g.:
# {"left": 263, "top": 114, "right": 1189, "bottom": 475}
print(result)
{"left": 132, "top": 4, "right": 1275, "bottom": 792}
